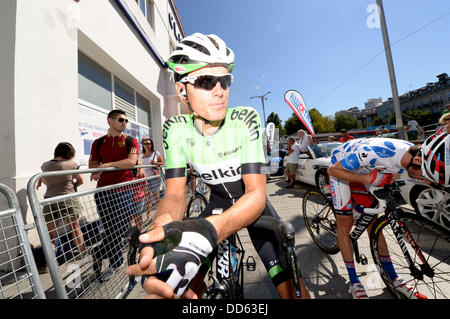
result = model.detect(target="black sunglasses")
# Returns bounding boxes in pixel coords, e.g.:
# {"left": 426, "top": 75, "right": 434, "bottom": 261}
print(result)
{"left": 180, "top": 74, "right": 233, "bottom": 90}
{"left": 115, "top": 117, "right": 128, "bottom": 123}
{"left": 143, "top": 142, "right": 152, "bottom": 145}
{"left": 406, "top": 149, "right": 422, "bottom": 170}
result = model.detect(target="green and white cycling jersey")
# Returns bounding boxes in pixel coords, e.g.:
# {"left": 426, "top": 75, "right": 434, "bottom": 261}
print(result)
{"left": 163, "top": 106, "right": 266, "bottom": 200}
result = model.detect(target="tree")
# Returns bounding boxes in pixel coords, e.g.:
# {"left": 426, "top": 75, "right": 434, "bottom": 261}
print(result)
{"left": 266, "top": 112, "right": 282, "bottom": 126}
{"left": 387, "top": 110, "right": 434, "bottom": 127}
{"left": 403, "top": 110, "right": 433, "bottom": 126}
{"left": 283, "top": 112, "right": 303, "bottom": 135}
{"left": 309, "top": 108, "right": 335, "bottom": 133}
{"left": 334, "top": 113, "right": 358, "bottom": 132}
{"left": 373, "top": 117, "right": 385, "bottom": 126}
{"left": 266, "top": 112, "right": 286, "bottom": 135}
{"left": 283, "top": 109, "right": 336, "bottom": 136}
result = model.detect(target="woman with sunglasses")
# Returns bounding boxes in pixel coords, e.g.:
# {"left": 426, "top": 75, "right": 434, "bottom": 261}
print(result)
{"left": 127, "top": 33, "right": 310, "bottom": 299}
{"left": 141, "top": 138, "right": 164, "bottom": 218}
{"left": 435, "top": 111, "right": 450, "bottom": 135}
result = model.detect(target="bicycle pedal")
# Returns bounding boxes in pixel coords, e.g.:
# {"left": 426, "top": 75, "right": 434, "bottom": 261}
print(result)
{"left": 360, "top": 254, "right": 368, "bottom": 265}
{"left": 245, "top": 256, "right": 256, "bottom": 271}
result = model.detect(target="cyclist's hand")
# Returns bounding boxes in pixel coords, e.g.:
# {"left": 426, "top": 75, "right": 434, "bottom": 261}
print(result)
{"left": 126, "top": 219, "right": 218, "bottom": 298}
{"left": 369, "top": 169, "right": 400, "bottom": 187}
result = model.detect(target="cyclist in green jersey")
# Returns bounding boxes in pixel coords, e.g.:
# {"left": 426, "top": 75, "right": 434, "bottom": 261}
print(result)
{"left": 126, "top": 32, "right": 309, "bottom": 299}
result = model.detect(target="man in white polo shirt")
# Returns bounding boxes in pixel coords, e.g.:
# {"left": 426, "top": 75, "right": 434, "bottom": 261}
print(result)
{"left": 284, "top": 137, "right": 301, "bottom": 188}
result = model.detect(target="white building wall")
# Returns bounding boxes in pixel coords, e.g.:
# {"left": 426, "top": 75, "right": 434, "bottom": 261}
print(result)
{"left": 0, "top": 0, "right": 17, "bottom": 192}
{"left": 0, "top": 0, "right": 184, "bottom": 248}
{"left": 13, "top": 0, "right": 81, "bottom": 234}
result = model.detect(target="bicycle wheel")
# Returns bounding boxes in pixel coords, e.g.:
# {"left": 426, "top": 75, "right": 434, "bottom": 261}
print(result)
{"left": 186, "top": 193, "right": 208, "bottom": 218}
{"left": 302, "top": 190, "right": 340, "bottom": 254}
{"left": 370, "top": 212, "right": 450, "bottom": 299}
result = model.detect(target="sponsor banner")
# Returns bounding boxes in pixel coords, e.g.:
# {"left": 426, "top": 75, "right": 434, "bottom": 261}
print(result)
{"left": 266, "top": 122, "right": 275, "bottom": 144}
{"left": 284, "top": 90, "right": 316, "bottom": 138}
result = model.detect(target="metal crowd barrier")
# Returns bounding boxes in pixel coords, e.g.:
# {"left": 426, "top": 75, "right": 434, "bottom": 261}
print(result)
{"left": 0, "top": 183, "right": 45, "bottom": 299}
{"left": 27, "top": 165, "right": 165, "bottom": 299}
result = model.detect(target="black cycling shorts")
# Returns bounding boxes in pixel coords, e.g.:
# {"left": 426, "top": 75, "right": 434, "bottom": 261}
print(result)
{"left": 198, "top": 193, "right": 290, "bottom": 287}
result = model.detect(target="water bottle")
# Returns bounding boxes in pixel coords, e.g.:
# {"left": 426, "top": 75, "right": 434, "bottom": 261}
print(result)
{"left": 352, "top": 204, "right": 364, "bottom": 224}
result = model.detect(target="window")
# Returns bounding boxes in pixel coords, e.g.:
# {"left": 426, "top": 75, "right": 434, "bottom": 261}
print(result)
{"left": 146, "top": 0, "right": 155, "bottom": 29}
{"left": 78, "top": 50, "right": 153, "bottom": 131}
{"left": 114, "top": 76, "right": 136, "bottom": 121}
{"left": 139, "top": 0, "right": 145, "bottom": 15}
{"left": 114, "top": 77, "right": 135, "bottom": 105}
{"left": 78, "top": 51, "right": 112, "bottom": 111}
{"left": 136, "top": 0, "right": 154, "bottom": 29}
{"left": 136, "top": 93, "right": 151, "bottom": 127}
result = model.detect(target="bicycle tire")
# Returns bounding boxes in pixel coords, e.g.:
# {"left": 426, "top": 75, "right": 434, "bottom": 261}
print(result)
{"left": 302, "top": 190, "right": 340, "bottom": 254}
{"left": 185, "top": 193, "right": 208, "bottom": 218}
{"left": 370, "top": 211, "right": 450, "bottom": 299}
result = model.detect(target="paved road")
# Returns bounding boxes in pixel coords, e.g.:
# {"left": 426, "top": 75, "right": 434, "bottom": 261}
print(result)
{"left": 129, "top": 176, "right": 394, "bottom": 299}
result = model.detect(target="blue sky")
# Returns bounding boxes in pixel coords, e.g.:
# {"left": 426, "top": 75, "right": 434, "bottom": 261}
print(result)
{"left": 174, "top": 0, "right": 450, "bottom": 124}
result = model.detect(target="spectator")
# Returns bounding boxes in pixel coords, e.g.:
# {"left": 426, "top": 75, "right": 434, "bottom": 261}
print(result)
{"left": 130, "top": 159, "right": 146, "bottom": 231}
{"left": 284, "top": 137, "right": 300, "bottom": 189}
{"left": 37, "top": 142, "right": 85, "bottom": 258}
{"left": 374, "top": 128, "right": 381, "bottom": 136}
{"left": 435, "top": 112, "right": 450, "bottom": 135}
{"left": 328, "top": 136, "right": 336, "bottom": 143}
{"left": 297, "top": 129, "right": 313, "bottom": 153}
{"left": 442, "top": 103, "right": 450, "bottom": 115}
{"left": 381, "top": 125, "right": 389, "bottom": 134}
{"left": 417, "top": 123, "right": 425, "bottom": 140}
{"left": 141, "top": 137, "right": 164, "bottom": 221}
{"left": 339, "top": 129, "right": 355, "bottom": 143}
{"left": 88, "top": 109, "right": 139, "bottom": 281}
{"left": 406, "top": 119, "right": 419, "bottom": 140}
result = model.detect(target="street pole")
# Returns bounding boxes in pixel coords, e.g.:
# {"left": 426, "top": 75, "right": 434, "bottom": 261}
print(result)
{"left": 250, "top": 91, "right": 271, "bottom": 127}
{"left": 376, "top": 0, "right": 407, "bottom": 140}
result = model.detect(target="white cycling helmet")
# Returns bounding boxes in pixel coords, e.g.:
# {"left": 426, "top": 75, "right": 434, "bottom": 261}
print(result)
{"left": 422, "top": 132, "right": 450, "bottom": 186}
{"left": 167, "top": 33, "right": 234, "bottom": 77}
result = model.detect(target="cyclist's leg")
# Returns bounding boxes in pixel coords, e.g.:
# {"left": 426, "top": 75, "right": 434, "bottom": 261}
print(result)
{"left": 247, "top": 200, "right": 309, "bottom": 299}
{"left": 361, "top": 185, "right": 399, "bottom": 282}
{"left": 330, "top": 176, "right": 366, "bottom": 296}
{"left": 366, "top": 221, "right": 399, "bottom": 280}
{"left": 367, "top": 214, "right": 413, "bottom": 294}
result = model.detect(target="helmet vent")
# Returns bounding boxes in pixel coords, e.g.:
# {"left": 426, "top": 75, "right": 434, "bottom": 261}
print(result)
{"left": 183, "top": 41, "right": 210, "bottom": 56}
{"left": 207, "top": 36, "right": 219, "bottom": 50}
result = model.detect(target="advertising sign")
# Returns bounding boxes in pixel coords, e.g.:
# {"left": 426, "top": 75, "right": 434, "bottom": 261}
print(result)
{"left": 284, "top": 90, "right": 316, "bottom": 138}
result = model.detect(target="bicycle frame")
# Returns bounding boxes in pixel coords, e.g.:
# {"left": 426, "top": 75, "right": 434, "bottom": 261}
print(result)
{"left": 205, "top": 232, "right": 247, "bottom": 299}
{"left": 327, "top": 181, "right": 435, "bottom": 277}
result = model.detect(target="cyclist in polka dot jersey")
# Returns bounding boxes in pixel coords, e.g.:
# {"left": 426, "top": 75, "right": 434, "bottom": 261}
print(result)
{"left": 327, "top": 137, "right": 428, "bottom": 299}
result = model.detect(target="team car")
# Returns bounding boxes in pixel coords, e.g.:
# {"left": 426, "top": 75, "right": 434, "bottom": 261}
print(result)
{"left": 266, "top": 148, "right": 287, "bottom": 176}
{"left": 400, "top": 180, "right": 450, "bottom": 231}
{"left": 283, "top": 142, "right": 340, "bottom": 193}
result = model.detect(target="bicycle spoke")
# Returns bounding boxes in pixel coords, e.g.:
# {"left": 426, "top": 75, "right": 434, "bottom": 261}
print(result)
{"left": 371, "top": 213, "right": 450, "bottom": 299}
{"left": 303, "top": 191, "right": 339, "bottom": 254}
